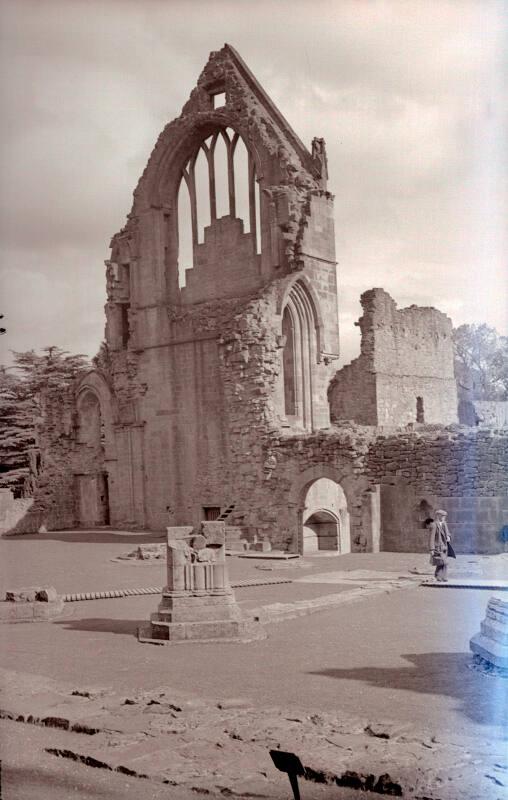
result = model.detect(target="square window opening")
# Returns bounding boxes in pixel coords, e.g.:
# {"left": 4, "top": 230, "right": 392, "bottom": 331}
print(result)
{"left": 212, "top": 91, "right": 226, "bottom": 109}
{"left": 203, "top": 506, "right": 221, "bottom": 521}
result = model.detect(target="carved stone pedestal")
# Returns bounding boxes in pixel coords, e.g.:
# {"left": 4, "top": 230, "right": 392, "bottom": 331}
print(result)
{"left": 470, "top": 594, "right": 508, "bottom": 671}
{"left": 138, "top": 522, "right": 264, "bottom": 644}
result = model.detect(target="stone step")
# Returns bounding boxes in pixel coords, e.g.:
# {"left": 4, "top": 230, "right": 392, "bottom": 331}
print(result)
{"left": 217, "top": 504, "right": 236, "bottom": 522}
{"left": 225, "top": 526, "right": 248, "bottom": 551}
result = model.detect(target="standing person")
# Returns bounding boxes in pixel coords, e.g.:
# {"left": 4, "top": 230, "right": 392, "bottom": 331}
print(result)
{"left": 429, "top": 509, "right": 451, "bottom": 582}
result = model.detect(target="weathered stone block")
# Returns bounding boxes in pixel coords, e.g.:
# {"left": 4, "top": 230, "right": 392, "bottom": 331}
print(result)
{"left": 6, "top": 587, "right": 39, "bottom": 603}
{"left": 35, "top": 587, "right": 59, "bottom": 603}
{"left": 0, "top": 597, "right": 65, "bottom": 623}
{"left": 470, "top": 595, "right": 508, "bottom": 669}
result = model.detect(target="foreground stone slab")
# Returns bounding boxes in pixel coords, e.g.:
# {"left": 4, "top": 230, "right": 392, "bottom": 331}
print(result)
{"left": 470, "top": 594, "right": 508, "bottom": 670}
{"left": 139, "top": 523, "right": 265, "bottom": 644}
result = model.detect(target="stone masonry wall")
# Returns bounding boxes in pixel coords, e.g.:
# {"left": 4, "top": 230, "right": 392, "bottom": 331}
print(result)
{"left": 89, "top": 46, "right": 339, "bottom": 531}
{"left": 133, "top": 276, "right": 338, "bottom": 530}
{"left": 328, "top": 360, "right": 377, "bottom": 425}
{"left": 329, "top": 289, "right": 458, "bottom": 426}
{"left": 236, "top": 424, "right": 508, "bottom": 555}
{"left": 367, "top": 427, "right": 508, "bottom": 553}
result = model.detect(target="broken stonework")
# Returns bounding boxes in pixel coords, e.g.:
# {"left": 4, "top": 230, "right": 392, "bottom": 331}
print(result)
{"left": 139, "top": 522, "right": 264, "bottom": 643}
{"left": 35, "top": 587, "right": 59, "bottom": 603}
{"left": 5, "top": 586, "right": 59, "bottom": 603}
{"left": 1, "top": 586, "right": 64, "bottom": 623}
{"left": 329, "top": 289, "right": 458, "bottom": 427}
{"left": 5, "top": 587, "right": 39, "bottom": 603}
{"left": 2, "top": 585, "right": 64, "bottom": 623}
{"left": 134, "top": 544, "right": 165, "bottom": 560}
{"left": 470, "top": 594, "right": 508, "bottom": 671}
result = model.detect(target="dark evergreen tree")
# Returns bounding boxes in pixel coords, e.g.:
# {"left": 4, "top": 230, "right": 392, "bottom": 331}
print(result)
{"left": 0, "top": 368, "right": 36, "bottom": 495}
{"left": 0, "top": 348, "right": 89, "bottom": 497}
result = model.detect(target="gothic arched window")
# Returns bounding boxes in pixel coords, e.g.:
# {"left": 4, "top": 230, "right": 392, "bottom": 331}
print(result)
{"left": 176, "top": 127, "right": 261, "bottom": 288}
{"left": 281, "top": 281, "right": 320, "bottom": 430}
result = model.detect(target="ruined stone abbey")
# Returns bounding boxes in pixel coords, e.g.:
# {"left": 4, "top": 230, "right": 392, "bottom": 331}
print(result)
{"left": 3, "top": 46, "right": 507, "bottom": 553}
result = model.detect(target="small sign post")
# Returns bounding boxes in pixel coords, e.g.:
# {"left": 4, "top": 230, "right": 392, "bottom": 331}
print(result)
{"left": 270, "top": 750, "right": 305, "bottom": 800}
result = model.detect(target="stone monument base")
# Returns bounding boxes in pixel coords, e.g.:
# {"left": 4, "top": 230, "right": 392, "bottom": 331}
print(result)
{"left": 138, "top": 618, "right": 264, "bottom": 644}
{"left": 139, "top": 589, "right": 264, "bottom": 643}
{"left": 138, "top": 522, "right": 265, "bottom": 644}
{"left": 470, "top": 594, "right": 508, "bottom": 670}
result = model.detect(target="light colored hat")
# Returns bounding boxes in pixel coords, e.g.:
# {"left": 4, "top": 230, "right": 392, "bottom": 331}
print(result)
{"left": 435, "top": 509, "right": 447, "bottom": 515}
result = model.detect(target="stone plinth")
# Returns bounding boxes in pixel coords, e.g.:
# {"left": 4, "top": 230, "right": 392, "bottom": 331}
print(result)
{"left": 2, "top": 585, "right": 64, "bottom": 623}
{"left": 470, "top": 594, "right": 508, "bottom": 670}
{"left": 139, "top": 522, "right": 264, "bottom": 643}
{"left": 0, "top": 599, "right": 65, "bottom": 623}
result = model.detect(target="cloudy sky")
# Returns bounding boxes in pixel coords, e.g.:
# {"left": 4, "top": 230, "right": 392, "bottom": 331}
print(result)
{"left": 0, "top": 0, "right": 506, "bottom": 368}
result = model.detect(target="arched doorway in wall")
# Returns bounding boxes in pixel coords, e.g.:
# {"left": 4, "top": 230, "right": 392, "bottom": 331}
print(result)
{"left": 301, "top": 477, "right": 350, "bottom": 554}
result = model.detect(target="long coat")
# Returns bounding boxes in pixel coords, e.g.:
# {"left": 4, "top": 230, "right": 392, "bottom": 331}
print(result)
{"left": 429, "top": 520, "right": 450, "bottom": 565}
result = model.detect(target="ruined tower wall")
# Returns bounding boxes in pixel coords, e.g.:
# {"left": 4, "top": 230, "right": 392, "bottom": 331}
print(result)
{"left": 329, "top": 288, "right": 458, "bottom": 426}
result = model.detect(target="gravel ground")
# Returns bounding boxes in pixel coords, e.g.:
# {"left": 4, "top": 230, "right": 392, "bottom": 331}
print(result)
{"left": 1, "top": 530, "right": 506, "bottom": 798}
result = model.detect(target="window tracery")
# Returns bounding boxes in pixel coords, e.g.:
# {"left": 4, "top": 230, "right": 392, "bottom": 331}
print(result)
{"left": 176, "top": 127, "right": 261, "bottom": 287}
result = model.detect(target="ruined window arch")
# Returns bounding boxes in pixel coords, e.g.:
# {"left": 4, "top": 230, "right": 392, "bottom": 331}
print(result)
{"left": 176, "top": 126, "right": 261, "bottom": 287}
{"left": 76, "top": 390, "right": 107, "bottom": 455}
{"left": 281, "top": 281, "right": 320, "bottom": 430}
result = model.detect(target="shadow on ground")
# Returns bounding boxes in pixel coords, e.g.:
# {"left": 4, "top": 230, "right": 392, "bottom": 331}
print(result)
{"left": 2, "top": 529, "right": 165, "bottom": 544}
{"left": 54, "top": 618, "right": 145, "bottom": 636}
{"left": 309, "top": 652, "right": 508, "bottom": 728}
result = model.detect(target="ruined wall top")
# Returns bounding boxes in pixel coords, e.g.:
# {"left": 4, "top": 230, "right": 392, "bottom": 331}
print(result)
{"left": 106, "top": 44, "right": 336, "bottom": 308}
{"left": 129, "top": 44, "right": 328, "bottom": 215}
{"left": 357, "top": 288, "right": 455, "bottom": 378}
